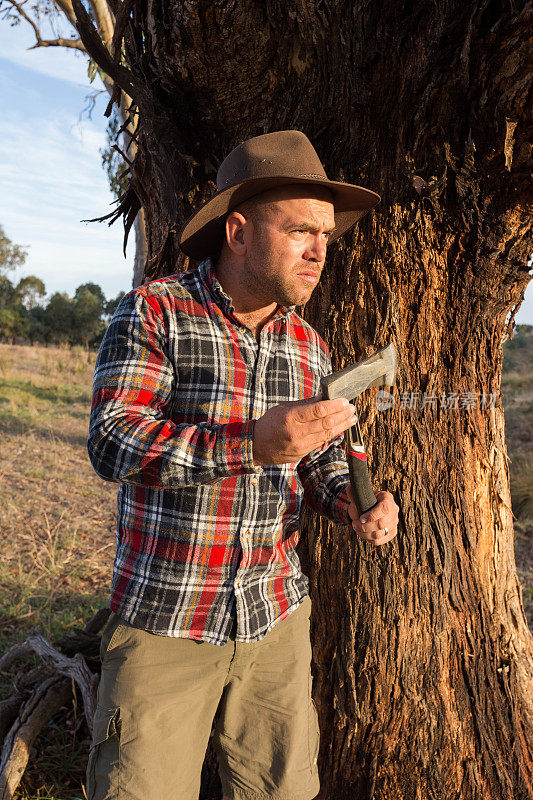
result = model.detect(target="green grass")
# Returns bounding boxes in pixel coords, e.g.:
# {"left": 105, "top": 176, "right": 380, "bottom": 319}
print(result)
{"left": 501, "top": 371, "right": 533, "bottom": 391}
{"left": 0, "top": 503, "right": 109, "bottom": 649}
{"left": 14, "top": 719, "right": 90, "bottom": 800}
{"left": 0, "top": 377, "right": 92, "bottom": 430}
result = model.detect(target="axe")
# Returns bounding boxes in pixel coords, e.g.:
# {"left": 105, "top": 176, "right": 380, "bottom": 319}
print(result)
{"left": 320, "top": 342, "right": 397, "bottom": 516}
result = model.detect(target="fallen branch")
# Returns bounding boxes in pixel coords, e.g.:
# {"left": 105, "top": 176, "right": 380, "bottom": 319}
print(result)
{"left": 0, "top": 676, "right": 73, "bottom": 800}
{"left": 21, "top": 635, "right": 98, "bottom": 734}
{"left": 0, "top": 699, "right": 22, "bottom": 746}
{"left": 0, "top": 610, "right": 112, "bottom": 798}
{"left": 0, "top": 643, "right": 33, "bottom": 675}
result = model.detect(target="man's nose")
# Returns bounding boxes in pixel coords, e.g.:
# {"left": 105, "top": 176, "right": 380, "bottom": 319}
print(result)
{"left": 305, "top": 233, "right": 327, "bottom": 262}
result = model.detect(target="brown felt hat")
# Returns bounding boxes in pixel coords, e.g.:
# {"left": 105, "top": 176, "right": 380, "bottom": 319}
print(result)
{"left": 179, "top": 130, "right": 381, "bottom": 260}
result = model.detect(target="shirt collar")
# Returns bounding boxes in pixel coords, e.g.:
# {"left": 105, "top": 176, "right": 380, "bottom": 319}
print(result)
{"left": 198, "top": 258, "right": 296, "bottom": 321}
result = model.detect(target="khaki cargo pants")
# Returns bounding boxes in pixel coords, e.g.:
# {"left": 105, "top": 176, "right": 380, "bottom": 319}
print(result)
{"left": 86, "top": 595, "right": 320, "bottom": 800}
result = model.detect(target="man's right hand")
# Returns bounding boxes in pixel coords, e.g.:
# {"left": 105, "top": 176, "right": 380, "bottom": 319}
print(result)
{"left": 252, "top": 396, "right": 357, "bottom": 466}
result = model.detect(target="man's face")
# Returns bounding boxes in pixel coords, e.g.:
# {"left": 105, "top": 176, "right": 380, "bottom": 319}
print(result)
{"left": 238, "top": 187, "right": 335, "bottom": 308}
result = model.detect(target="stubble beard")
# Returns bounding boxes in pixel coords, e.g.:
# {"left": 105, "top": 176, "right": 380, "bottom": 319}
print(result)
{"left": 243, "top": 253, "right": 314, "bottom": 308}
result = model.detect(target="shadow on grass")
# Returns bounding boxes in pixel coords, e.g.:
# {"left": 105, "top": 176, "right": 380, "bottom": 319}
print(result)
{"left": 0, "top": 412, "right": 89, "bottom": 448}
{"left": 0, "top": 589, "right": 109, "bottom": 654}
{"left": 0, "top": 378, "right": 91, "bottom": 405}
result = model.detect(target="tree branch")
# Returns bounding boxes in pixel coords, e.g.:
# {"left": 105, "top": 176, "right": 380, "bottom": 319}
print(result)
{"left": 0, "top": 677, "right": 73, "bottom": 800}
{"left": 0, "top": 634, "right": 98, "bottom": 733}
{"left": 4, "top": 0, "right": 42, "bottom": 43}
{"left": 110, "top": 0, "right": 134, "bottom": 61}
{"left": 88, "top": 0, "right": 114, "bottom": 45}
{"left": 71, "top": 0, "right": 136, "bottom": 98}
{"left": 50, "top": 0, "right": 80, "bottom": 32}
{"left": 24, "top": 634, "right": 98, "bottom": 733}
{"left": 28, "top": 36, "right": 85, "bottom": 50}
{"left": 4, "top": 0, "right": 86, "bottom": 52}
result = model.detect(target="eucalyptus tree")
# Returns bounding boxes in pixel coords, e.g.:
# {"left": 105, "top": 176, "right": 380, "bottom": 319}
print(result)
{"left": 6, "top": 1, "right": 533, "bottom": 798}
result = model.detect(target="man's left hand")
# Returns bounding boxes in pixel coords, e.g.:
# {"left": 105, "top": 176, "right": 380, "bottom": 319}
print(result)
{"left": 346, "top": 486, "right": 399, "bottom": 546}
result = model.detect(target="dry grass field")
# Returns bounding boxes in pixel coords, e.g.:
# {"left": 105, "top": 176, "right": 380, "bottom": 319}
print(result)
{"left": 0, "top": 337, "right": 531, "bottom": 799}
{"left": 0, "top": 344, "right": 116, "bottom": 650}
{"left": 0, "top": 343, "right": 116, "bottom": 799}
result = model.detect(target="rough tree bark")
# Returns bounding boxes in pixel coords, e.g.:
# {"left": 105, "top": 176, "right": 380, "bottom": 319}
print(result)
{"left": 72, "top": 0, "right": 533, "bottom": 797}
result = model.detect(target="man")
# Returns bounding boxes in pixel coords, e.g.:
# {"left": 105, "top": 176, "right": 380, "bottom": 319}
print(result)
{"left": 86, "top": 130, "right": 399, "bottom": 800}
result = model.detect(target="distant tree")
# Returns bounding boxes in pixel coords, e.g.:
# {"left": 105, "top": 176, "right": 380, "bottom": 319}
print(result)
{"left": 72, "top": 285, "right": 105, "bottom": 347}
{"left": 74, "top": 282, "right": 106, "bottom": 312}
{"left": 0, "top": 274, "right": 19, "bottom": 307}
{"left": 105, "top": 290, "right": 125, "bottom": 319}
{"left": 0, "top": 305, "right": 28, "bottom": 340}
{"left": 43, "top": 292, "right": 74, "bottom": 344}
{"left": 0, "top": 224, "right": 28, "bottom": 275}
{"left": 16, "top": 275, "right": 46, "bottom": 310}
{"left": 27, "top": 306, "right": 48, "bottom": 344}
{"left": 0, "top": 246, "right": 118, "bottom": 346}
{"left": 0, "top": 268, "right": 28, "bottom": 341}
{"left": 0, "top": 228, "right": 49, "bottom": 341}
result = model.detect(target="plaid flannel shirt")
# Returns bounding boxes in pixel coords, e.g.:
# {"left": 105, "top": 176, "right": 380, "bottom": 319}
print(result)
{"left": 88, "top": 258, "right": 352, "bottom": 645}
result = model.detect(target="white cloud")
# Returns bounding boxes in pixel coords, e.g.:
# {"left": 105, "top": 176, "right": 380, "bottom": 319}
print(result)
{"left": 0, "top": 63, "right": 132, "bottom": 298}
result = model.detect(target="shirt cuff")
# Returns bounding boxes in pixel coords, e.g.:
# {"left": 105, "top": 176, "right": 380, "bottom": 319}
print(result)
{"left": 221, "top": 419, "right": 263, "bottom": 476}
{"left": 336, "top": 482, "right": 352, "bottom": 525}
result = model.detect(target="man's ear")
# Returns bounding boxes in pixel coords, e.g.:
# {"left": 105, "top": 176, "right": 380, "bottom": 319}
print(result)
{"left": 225, "top": 211, "right": 249, "bottom": 256}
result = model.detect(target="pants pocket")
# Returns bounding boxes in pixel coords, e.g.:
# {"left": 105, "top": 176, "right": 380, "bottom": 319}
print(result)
{"left": 86, "top": 707, "right": 120, "bottom": 800}
{"left": 307, "top": 670, "right": 320, "bottom": 772}
{"left": 310, "top": 698, "right": 320, "bottom": 769}
{"left": 100, "top": 614, "right": 130, "bottom": 662}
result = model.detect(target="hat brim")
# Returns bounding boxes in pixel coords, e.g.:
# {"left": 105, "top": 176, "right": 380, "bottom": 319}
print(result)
{"left": 179, "top": 176, "right": 381, "bottom": 260}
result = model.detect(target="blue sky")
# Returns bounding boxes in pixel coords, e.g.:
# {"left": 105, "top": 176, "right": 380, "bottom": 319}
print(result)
{"left": 0, "top": 19, "right": 132, "bottom": 301}
{"left": 0, "top": 18, "right": 531, "bottom": 321}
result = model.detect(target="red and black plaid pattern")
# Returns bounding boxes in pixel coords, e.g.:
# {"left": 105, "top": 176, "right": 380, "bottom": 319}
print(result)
{"left": 88, "top": 259, "right": 351, "bottom": 645}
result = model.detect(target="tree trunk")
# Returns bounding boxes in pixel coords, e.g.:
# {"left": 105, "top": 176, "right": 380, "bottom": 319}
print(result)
{"left": 74, "top": 0, "right": 533, "bottom": 797}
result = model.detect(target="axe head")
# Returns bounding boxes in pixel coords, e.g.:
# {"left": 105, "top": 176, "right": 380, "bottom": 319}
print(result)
{"left": 320, "top": 342, "right": 397, "bottom": 401}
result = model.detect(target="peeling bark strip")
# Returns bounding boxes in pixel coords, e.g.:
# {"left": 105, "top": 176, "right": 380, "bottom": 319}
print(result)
{"left": 0, "top": 677, "right": 73, "bottom": 800}
{"left": 72, "top": 0, "right": 532, "bottom": 798}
